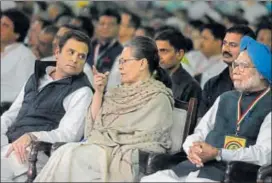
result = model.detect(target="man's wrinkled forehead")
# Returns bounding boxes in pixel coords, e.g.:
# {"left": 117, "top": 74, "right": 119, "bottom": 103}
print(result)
{"left": 236, "top": 50, "right": 252, "bottom": 64}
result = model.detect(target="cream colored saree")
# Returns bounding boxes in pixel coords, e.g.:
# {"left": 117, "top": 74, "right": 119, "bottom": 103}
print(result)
{"left": 34, "top": 78, "right": 174, "bottom": 182}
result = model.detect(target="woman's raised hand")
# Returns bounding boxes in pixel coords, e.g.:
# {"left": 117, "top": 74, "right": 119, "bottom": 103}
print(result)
{"left": 92, "top": 66, "right": 109, "bottom": 94}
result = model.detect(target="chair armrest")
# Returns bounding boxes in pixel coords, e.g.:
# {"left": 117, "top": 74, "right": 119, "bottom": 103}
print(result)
{"left": 26, "top": 141, "right": 53, "bottom": 183}
{"left": 26, "top": 141, "right": 68, "bottom": 183}
{"left": 51, "top": 142, "right": 67, "bottom": 154}
{"left": 224, "top": 161, "right": 260, "bottom": 183}
{"left": 139, "top": 150, "right": 187, "bottom": 175}
{"left": 257, "top": 164, "right": 272, "bottom": 182}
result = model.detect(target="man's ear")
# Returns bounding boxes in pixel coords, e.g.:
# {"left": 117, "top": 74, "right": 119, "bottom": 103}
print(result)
{"left": 54, "top": 46, "right": 60, "bottom": 59}
{"left": 176, "top": 49, "right": 185, "bottom": 60}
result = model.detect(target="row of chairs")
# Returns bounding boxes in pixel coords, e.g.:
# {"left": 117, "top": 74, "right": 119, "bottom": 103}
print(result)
{"left": 26, "top": 98, "right": 271, "bottom": 182}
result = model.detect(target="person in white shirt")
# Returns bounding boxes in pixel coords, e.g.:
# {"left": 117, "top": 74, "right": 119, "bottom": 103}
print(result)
{"left": 1, "top": 30, "right": 94, "bottom": 182}
{"left": 184, "top": 23, "right": 227, "bottom": 88}
{"left": 1, "top": 9, "right": 36, "bottom": 107}
{"left": 141, "top": 36, "right": 271, "bottom": 182}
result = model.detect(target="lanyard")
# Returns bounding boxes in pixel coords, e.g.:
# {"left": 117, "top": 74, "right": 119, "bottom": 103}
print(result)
{"left": 94, "top": 39, "right": 117, "bottom": 67}
{"left": 236, "top": 87, "right": 270, "bottom": 135}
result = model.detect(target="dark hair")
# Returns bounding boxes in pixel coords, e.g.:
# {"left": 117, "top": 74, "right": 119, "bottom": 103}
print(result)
{"left": 201, "top": 23, "right": 226, "bottom": 41}
{"left": 255, "top": 24, "right": 272, "bottom": 38}
{"left": 155, "top": 29, "right": 187, "bottom": 52}
{"left": 72, "top": 16, "right": 94, "bottom": 38}
{"left": 124, "top": 36, "right": 172, "bottom": 88}
{"left": 188, "top": 20, "right": 204, "bottom": 31}
{"left": 42, "top": 25, "right": 59, "bottom": 37}
{"left": 138, "top": 26, "right": 155, "bottom": 38}
{"left": 99, "top": 9, "right": 121, "bottom": 24}
{"left": 185, "top": 37, "right": 193, "bottom": 52}
{"left": 58, "top": 30, "right": 91, "bottom": 58}
{"left": 2, "top": 8, "right": 30, "bottom": 42}
{"left": 224, "top": 15, "right": 249, "bottom": 26}
{"left": 226, "top": 25, "right": 256, "bottom": 39}
{"left": 155, "top": 25, "right": 179, "bottom": 35}
{"left": 122, "top": 10, "right": 141, "bottom": 29}
{"left": 88, "top": 5, "right": 99, "bottom": 21}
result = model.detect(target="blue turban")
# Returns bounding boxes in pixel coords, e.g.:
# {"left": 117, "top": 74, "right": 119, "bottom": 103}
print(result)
{"left": 240, "top": 36, "right": 272, "bottom": 84}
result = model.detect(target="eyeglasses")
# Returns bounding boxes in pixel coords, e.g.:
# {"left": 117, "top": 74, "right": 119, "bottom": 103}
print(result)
{"left": 232, "top": 61, "right": 255, "bottom": 72}
{"left": 118, "top": 58, "right": 139, "bottom": 65}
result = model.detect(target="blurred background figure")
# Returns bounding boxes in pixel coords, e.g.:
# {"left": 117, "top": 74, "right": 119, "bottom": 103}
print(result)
{"left": 1, "top": 8, "right": 36, "bottom": 109}
{"left": 134, "top": 25, "right": 155, "bottom": 38}
{"left": 119, "top": 9, "right": 141, "bottom": 45}
{"left": 31, "top": 25, "right": 59, "bottom": 60}
{"left": 27, "top": 17, "right": 51, "bottom": 48}
{"left": 69, "top": 15, "right": 94, "bottom": 39}
{"left": 256, "top": 24, "right": 272, "bottom": 50}
{"left": 1, "top": 0, "right": 271, "bottom": 115}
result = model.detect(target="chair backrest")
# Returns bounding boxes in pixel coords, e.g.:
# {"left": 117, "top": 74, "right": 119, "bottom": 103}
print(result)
{"left": 169, "top": 98, "right": 198, "bottom": 154}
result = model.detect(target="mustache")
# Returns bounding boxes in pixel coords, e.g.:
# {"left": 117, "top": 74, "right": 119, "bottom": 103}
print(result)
{"left": 222, "top": 51, "right": 232, "bottom": 57}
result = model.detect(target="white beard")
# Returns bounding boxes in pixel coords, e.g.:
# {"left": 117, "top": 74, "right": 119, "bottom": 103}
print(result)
{"left": 234, "top": 72, "right": 263, "bottom": 92}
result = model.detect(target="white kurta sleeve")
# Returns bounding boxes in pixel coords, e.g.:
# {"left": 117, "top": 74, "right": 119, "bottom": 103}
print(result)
{"left": 31, "top": 87, "right": 93, "bottom": 143}
{"left": 221, "top": 112, "right": 271, "bottom": 166}
{"left": 1, "top": 84, "right": 26, "bottom": 135}
{"left": 182, "top": 97, "right": 220, "bottom": 155}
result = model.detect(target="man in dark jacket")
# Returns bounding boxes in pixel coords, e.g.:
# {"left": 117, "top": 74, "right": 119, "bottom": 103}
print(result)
{"left": 198, "top": 25, "right": 256, "bottom": 117}
{"left": 155, "top": 29, "right": 202, "bottom": 103}
{"left": 1, "top": 30, "right": 93, "bottom": 182}
{"left": 87, "top": 9, "right": 123, "bottom": 74}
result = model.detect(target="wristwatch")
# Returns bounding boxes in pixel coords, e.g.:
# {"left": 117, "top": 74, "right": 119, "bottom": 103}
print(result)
{"left": 215, "top": 148, "right": 222, "bottom": 161}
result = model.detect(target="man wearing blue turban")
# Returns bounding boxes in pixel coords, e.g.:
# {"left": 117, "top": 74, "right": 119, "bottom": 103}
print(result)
{"left": 141, "top": 36, "right": 271, "bottom": 182}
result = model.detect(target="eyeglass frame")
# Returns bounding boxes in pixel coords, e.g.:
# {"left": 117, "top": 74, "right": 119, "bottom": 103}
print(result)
{"left": 232, "top": 60, "right": 256, "bottom": 72}
{"left": 118, "top": 58, "right": 141, "bottom": 65}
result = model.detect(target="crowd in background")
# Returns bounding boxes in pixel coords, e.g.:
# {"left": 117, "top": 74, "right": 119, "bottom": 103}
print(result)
{"left": 1, "top": 0, "right": 271, "bottom": 105}
{"left": 1, "top": 1, "right": 272, "bottom": 182}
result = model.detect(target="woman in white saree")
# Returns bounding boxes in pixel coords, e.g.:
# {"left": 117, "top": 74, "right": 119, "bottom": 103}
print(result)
{"left": 34, "top": 36, "right": 174, "bottom": 182}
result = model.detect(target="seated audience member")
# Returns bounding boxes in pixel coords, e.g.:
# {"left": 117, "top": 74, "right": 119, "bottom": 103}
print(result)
{"left": 155, "top": 29, "right": 202, "bottom": 102}
{"left": 1, "top": 31, "right": 94, "bottom": 182}
{"left": 1, "top": 9, "right": 36, "bottom": 108}
{"left": 256, "top": 24, "right": 272, "bottom": 50}
{"left": 88, "top": 9, "right": 123, "bottom": 89}
{"left": 198, "top": 25, "right": 256, "bottom": 117}
{"left": 27, "top": 16, "right": 51, "bottom": 48}
{"left": 34, "top": 36, "right": 174, "bottom": 182}
{"left": 185, "top": 23, "right": 227, "bottom": 87}
{"left": 87, "top": 8, "right": 123, "bottom": 74}
{"left": 119, "top": 9, "right": 141, "bottom": 45}
{"left": 32, "top": 25, "right": 59, "bottom": 60}
{"left": 41, "top": 24, "right": 94, "bottom": 86}
{"left": 141, "top": 36, "right": 271, "bottom": 182}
